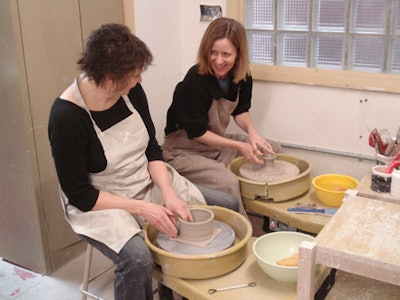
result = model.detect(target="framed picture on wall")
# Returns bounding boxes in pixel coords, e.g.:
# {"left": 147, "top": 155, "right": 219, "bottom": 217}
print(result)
{"left": 200, "top": 5, "right": 222, "bottom": 21}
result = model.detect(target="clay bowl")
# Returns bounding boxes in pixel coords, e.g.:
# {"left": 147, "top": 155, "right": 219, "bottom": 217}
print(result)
{"left": 178, "top": 207, "right": 214, "bottom": 242}
{"left": 228, "top": 153, "right": 312, "bottom": 202}
{"left": 144, "top": 205, "right": 252, "bottom": 279}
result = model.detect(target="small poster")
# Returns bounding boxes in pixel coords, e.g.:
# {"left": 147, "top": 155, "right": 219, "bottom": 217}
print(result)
{"left": 200, "top": 5, "right": 222, "bottom": 22}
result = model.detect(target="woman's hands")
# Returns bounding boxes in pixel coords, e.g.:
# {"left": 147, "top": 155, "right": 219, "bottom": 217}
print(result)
{"left": 144, "top": 160, "right": 193, "bottom": 237}
{"left": 233, "top": 112, "right": 275, "bottom": 163}
{"left": 94, "top": 189, "right": 192, "bottom": 239}
{"left": 249, "top": 130, "right": 274, "bottom": 155}
{"left": 237, "top": 141, "right": 264, "bottom": 164}
{"left": 237, "top": 131, "right": 274, "bottom": 164}
{"left": 139, "top": 202, "right": 180, "bottom": 238}
{"left": 138, "top": 191, "right": 193, "bottom": 239}
{"left": 163, "top": 192, "right": 193, "bottom": 222}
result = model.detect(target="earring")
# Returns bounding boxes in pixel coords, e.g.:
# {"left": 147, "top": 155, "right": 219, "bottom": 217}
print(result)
{"left": 105, "top": 86, "right": 112, "bottom": 98}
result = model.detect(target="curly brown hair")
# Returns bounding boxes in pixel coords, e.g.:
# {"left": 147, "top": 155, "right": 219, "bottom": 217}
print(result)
{"left": 78, "top": 23, "right": 153, "bottom": 89}
{"left": 197, "top": 17, "right": 250, "bottom": 84}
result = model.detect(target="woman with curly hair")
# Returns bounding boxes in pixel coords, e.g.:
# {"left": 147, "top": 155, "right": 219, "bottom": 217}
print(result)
{"left": 48, "top": 23, "right": 205, "bottom": 300}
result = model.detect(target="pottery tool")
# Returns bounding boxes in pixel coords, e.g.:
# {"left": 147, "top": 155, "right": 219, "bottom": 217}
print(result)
{"left": 384, "top": 151, "right": 400, "bottom": 173}
{"left": 369, "top": 128, "right": 392, "bottom": 155}
{"left": 208, "top": 282, "right": 256, "bottom": 294}
{"left": 384, "top": 137, "right": 398, "bottom": 156}
{"left": 287, "top": 207, "right": 337, "bottom": 216}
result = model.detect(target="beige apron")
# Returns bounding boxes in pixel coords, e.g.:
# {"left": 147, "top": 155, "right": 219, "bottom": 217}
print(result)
{"left": 60, "top": 74, "right": 205, "bottom": 253}
{"left": 163, "top": 96, "right": 248, "bottom": 215}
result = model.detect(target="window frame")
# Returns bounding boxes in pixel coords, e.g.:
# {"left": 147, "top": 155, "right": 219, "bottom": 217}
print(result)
{"left": 227, "top": 0, "right": 400, "bottom": 94}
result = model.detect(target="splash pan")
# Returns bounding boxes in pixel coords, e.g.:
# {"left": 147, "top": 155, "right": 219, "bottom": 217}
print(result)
{"left": 144, "top": 205, "right": 252, "bottom": 279}
{"left": 228, "top": 153, "right": 312, "bottom": 202}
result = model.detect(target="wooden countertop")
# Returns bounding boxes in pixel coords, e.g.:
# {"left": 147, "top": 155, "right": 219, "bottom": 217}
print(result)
{"left": 153, "top": 237, "right": 329, "bottom": 300}
{"left": 244, "top": 188, "right": 332, "bottom": 234}
{"left": 357, "top": 171, "right": 400, "bottom": 204}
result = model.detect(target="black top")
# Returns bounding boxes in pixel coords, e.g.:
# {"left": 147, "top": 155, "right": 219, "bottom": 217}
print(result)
{"left": 164, "top": 65, "right": 253, "bottom": 139}
{"left": 48, "top": 83, "right": 162, "bottom": 212}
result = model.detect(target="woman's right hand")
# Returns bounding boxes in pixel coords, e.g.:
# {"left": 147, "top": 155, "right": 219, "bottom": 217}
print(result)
{"left": 139, "top": 202, "right": 178, "bottom": 238}
{"left": 238, "top": 141, "right": 264, "bottom": 164}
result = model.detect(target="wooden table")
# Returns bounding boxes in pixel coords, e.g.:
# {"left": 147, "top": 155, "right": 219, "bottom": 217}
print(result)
{"left": 356, "top": 171, "right": 400, "bottom": 204}
{"left": 244, "top": 187, "right": 333, "bottom": 234}
{"left": 153, "top": 237, "right": 329, "bottom": 300}
{"left": 297, "top": 194, "right": 400, "bottom": 299}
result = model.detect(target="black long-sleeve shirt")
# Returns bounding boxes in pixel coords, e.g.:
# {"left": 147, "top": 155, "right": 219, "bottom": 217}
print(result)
{"left": 48, "top": 83, "right": 162, "bottom": 212}
{"left": 164, "top": 65, "right": 253, "bottom": 139}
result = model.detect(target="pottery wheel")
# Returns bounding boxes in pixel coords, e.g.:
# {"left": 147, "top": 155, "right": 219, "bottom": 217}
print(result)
{"left": 239, "top": 160, "right": 300, "bottom": 183}
{"left": 156, "top": 221, "right": 235, "bottom": 255}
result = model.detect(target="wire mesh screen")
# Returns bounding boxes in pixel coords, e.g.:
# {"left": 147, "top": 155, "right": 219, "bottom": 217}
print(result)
{"left": 277, "top": 33, "right": 308, "bottom": 66}
{"left": 246, "top": 0, "right": 274, "bottom": 29}
{"left": 389, "top": 39, "right": 400, "bottom": 73}
{"left": 312, "top": 34, "right": 345, "bottom": 69}
{"left": 278, "top": 0, "right": 309, "bottom": 30}
{"left": 351, "top": 0, "right": 387, "bottom": 33}
{"left": 350, "top": 36, "right": 385, "bottom": 71}
{"left": 248, "top": 31, "right": 274, "bottom": 64}
{"left": 394, "top": 0, "right": 400, "bottom": 35}
{"left": 244, "top": 0, "right": 400, "bottom": 73}
{"left": 314, "top": 0, "right": 346, "bottom": 32}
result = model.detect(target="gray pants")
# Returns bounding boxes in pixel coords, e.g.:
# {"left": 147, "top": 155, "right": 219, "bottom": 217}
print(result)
{"left": 79, "top": 234, "right": 154, "bottom": 300}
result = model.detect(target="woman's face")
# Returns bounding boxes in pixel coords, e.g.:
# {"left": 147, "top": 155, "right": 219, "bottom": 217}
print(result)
{"left": 209, "top": 38, "right": 237, "bottom": 80}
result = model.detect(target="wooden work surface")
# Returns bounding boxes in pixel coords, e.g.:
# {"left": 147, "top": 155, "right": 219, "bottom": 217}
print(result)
{"left": 356, "top": 171, "right": 400, "bottom": 204}
{"left": 315, "top": 195, "right": 400, "bottom": 275}
{"left": 296, "top": 171, "right": 400, "bottom": 299}
{"left": 244, "top": 188, "right": 332, "bottom": 234}
{"left": 153, "top": 237, "right": 329, "bottom": 300}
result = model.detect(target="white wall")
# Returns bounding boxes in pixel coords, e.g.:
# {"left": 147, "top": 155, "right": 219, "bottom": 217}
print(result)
{"left": 134, "top": 0, "right": 227, "bottom": 142}
{"left": 133, "top": 0, "right": 399, "bottom": 181}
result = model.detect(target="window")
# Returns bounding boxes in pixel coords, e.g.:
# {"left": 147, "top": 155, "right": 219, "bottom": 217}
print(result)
{"left": 227, "top": 0, "right": 400, "bottom": 93}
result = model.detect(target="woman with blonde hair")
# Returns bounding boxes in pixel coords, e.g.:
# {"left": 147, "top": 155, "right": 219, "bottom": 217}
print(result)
{"left": 163, "top": 17, "right": 280, "bottom": 217}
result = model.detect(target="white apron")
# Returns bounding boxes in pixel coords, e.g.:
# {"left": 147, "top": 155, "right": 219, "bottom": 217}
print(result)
{"left": 60, "top": 74, "right": 205, "bottom": 253}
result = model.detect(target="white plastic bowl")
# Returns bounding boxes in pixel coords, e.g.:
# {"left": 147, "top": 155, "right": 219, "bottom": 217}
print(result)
{"left": 252, "top": 231, "right": 314, "bottom": 283}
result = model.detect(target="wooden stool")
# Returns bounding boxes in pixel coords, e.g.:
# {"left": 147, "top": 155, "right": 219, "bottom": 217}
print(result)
{"left": 80, "top": 244, "right": 114, "bottom": 300}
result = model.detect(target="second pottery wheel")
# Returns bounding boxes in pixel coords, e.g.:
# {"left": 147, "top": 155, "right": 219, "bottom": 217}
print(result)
{"left": 156, "top": 220, "right": 235, "bottom": 255}
{"left": 228, "top": 154, "right": 312, "bottom": 202}
{"left": 239, "top": 154, "right": 300, "bottom": 183}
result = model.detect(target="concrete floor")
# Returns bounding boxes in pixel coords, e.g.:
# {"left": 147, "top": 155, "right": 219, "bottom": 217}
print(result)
{"left": 0, "top": 248, "right": 115, "bottom": 300}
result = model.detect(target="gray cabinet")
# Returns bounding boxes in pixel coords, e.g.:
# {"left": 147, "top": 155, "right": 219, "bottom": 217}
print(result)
{"left": 0, "top": 0, "right": 123, "bottom": 274}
